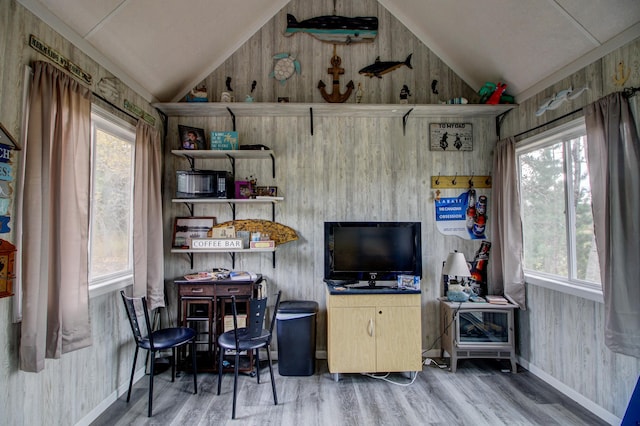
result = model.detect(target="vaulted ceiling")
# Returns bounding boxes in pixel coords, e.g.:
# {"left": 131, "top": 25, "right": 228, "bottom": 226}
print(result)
{"left": 17, "top": 0, "right": 640, "bottom": 103}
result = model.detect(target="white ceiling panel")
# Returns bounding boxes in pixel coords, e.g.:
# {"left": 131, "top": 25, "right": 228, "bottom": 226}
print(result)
{"left": 37, "top": 0, "right": 126, "bottom": 37}
{"left": 17, "top": 0, "right": 640, "bottom": 102}
{"left": 556, "top": 0, "right": 640, "bottom": 42}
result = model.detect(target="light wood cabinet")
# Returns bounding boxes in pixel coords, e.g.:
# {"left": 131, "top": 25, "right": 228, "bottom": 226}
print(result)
{"left": 326, "top": 289, "right": 422, "bottom": 379}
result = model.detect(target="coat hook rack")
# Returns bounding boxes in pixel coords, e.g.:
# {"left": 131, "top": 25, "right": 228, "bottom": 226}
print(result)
{"left": 431, "top": 175, "right": 492, "bottom": 189}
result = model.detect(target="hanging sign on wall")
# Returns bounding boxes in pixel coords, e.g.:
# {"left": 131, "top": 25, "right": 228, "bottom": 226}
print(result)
{"left": 0, "top": 143, "right": 13, "bottom": 234}
{"left": 29, "top": 35, "right": 92, "bottom": 85}
{"left": 434, "top": 189, "right": 488, "bottom": 240}
{"left": 429, "top": 123, "right": 473, "bottom": 151}
{"left": 123, "top": 99, "right": 156, "bottom": 126}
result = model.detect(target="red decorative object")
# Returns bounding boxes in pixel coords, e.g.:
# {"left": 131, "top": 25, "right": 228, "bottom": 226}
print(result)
{"left": 486, "top": 82, "right": 507, "bottom": 104}
{"left": 0, "top": 239, "right": 16, "bottom": 298}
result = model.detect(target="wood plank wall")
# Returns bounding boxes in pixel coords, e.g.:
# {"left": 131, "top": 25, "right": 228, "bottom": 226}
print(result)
{"left": 499, "top": 38, "right": 640, "bottom": 419}
{"left": 162, "top": 0, "right": 491, "bottom": 372}
{"left": 0, "top": 1, "right": 162, "bottom": 425}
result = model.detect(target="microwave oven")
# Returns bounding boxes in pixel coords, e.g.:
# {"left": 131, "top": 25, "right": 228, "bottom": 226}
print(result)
{"left": 176, "top": 170, "right": 234, "bottom": 198}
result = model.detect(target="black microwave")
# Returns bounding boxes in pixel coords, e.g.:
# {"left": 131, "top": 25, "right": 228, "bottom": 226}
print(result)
{"left": 176, "top": 170, "right": 233, "bottom": 198}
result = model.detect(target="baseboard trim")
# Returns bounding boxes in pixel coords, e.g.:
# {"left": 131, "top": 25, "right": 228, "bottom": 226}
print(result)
{"left": 74, "top": 367, "right": 145, "bottom": 426}
{"left": 517, "top": 356, "right": 621, "bottom": 425}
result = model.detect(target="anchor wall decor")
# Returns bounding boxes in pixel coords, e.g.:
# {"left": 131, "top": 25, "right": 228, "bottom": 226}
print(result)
{"left": 318, "top": 45, "right": 354, "bottom": 103}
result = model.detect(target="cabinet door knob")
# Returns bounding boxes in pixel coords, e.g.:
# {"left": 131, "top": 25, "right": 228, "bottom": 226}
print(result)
{"left": 368, "top": 318, "right": 374, "bottom": 337}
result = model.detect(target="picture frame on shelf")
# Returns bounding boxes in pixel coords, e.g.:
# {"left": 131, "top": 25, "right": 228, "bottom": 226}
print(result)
{"left": 172, "top": 217, "right": 217, "bottom": 248}
{"left": 235, "top": 181, "right": 252, "bottom": 199}
{"left": 255, "top": 186, "right": 277, "bottom": 197}
{"left": 178, "top": 125, "right": 206, "bottom": 150}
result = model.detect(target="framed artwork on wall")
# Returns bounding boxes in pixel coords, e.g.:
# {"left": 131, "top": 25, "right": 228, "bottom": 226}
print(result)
{"left": 429, "top": 123, "right": 473, "bottom": 151}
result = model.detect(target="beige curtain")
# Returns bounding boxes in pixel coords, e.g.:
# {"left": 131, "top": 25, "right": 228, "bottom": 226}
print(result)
{"left": 488, "top": 136, "right": 526, "bottom": 308}
{"left": 584, "top": 92, "right": 640, "bottom": 358}
{"left": 133, "top": 122, "right": 165, "bottom": 310}
{"left": 20, "top": 61, "right": 92, "bottom": 372}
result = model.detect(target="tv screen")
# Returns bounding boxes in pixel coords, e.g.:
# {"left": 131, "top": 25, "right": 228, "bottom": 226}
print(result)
{"left": 324, "top": 221, "right": 422, "bottom": 283}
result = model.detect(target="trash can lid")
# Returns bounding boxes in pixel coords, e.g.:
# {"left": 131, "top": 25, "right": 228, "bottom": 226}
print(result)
{"left": 278, "top": 300, "right": 318, "bottom": 314}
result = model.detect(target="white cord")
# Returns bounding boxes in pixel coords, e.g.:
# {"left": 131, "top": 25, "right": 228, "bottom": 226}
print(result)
{"left": 360, "top": 371, "right": 419, "bottom": 386}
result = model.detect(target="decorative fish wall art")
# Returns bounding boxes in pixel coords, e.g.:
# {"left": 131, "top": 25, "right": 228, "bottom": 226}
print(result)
{"left": 359, "top": 54, "right": 413, "bottom": 78}
{"left": 535, "top": 86, "right": 589, "bottom": 116}
{"left": 285, "top": 13, "right": 378, "bottom": 44}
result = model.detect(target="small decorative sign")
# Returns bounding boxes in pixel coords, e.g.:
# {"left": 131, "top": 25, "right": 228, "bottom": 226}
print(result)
{"left": 250, "top": 240, "right": 275, "bottom": 249}
{"left": 29, "top": 35, "right": 92, "bottom": 84}
{"left": 0, "top": 145, "right": 11, "bottom": 163}
{"left": 0, "top": 217, "right": 10, "bottom": 234}
{"left": 191, "top": 238, "right": 243, "bottom": 250}
{"left": 0, "top": 163, "right": 12, "bottom": 181}
{"left": 210, "top": 131, "right": 239, "bottom": 150}
{"left": 429, "top": 123, "right": 473, "bottom": 151}
{"left": 123, "top": 99, "right": 156, "bottom": 126}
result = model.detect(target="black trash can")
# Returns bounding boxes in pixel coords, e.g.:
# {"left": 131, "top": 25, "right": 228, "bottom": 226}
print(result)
{"left": 276, "top": 300, "right": 318, "bottom": 376}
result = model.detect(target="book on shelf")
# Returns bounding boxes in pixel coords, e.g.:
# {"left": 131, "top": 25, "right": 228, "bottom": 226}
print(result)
{"left": 485, "top": 295, "right": 509, "bottom": 304}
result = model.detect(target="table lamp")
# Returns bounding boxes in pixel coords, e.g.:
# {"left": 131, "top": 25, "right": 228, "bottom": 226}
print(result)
{"left": 443, "top": 251, "right": 471, "bottom": 302}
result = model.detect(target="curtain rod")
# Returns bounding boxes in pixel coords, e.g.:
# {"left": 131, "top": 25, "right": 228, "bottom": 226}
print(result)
{"left": 91, "top": 91, "right": 139, "bottom": 123}
{"left": 514, "top": 86, "right": 640, "bottom": 140}
{"left": 623, "top": 86, "right": 640, "bottom": 98}
{"left": 513, "top": 108, "right": 583, "bottom": 139}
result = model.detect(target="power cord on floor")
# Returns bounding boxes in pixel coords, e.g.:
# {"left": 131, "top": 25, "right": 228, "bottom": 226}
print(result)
{"left": 421, "top": 301, "right": 463, "bottom": 370}
{"left": 360, "top": 371, "right": 419, "bottom": 386}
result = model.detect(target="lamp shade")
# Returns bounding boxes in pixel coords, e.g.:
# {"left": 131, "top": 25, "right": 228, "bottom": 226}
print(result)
{"left": 442, "top": 251, "right": 471, "bottom": 277}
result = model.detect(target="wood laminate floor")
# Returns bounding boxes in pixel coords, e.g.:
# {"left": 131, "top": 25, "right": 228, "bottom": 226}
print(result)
{"left": 92, "top": 359, "right": 607, "bottom": 426}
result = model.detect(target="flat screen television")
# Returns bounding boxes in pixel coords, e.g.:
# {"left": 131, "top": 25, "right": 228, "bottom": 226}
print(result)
{"left": 324, "top": 221, "right": 422, "bottom": 285}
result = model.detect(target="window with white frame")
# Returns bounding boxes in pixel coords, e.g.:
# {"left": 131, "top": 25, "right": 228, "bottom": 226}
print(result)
{"left": 516, "top": 118, "right": 602, "bottom": 299}
{"left": 88, "top": 107, "right": 135, "bottom": 294}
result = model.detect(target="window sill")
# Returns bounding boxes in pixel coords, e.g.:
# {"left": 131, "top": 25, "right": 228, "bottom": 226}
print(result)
{"left": 525, "top": 273, "right": 604, "bottom": 303}
{"left": 89, "top": 275, "right": 133, "bottom": 298}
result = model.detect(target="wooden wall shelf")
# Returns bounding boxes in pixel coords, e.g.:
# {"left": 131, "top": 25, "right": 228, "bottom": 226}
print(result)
{"left": 154, "top": 102, "right": 514, "bottom": 119}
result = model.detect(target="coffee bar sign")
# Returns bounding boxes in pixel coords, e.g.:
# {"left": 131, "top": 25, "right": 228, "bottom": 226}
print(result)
{"left": 191, "top": 239, "right": 243, "bottom": 250}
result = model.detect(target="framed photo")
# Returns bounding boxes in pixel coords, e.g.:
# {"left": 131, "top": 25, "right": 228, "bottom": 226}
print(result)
{"left": 235, "top": 181, "right": 253, "bottom": 199}
{"left": 429, "top": 123, "right": 473, "bottom": 151}
{"left": 255, "top": 186, "right": 277, "bottom": 197}
{"left": 172, "top": 217, "right": 217, "bottom": 248}
{"left": 178, "top": 125, "right": 206, "bottom": 150}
